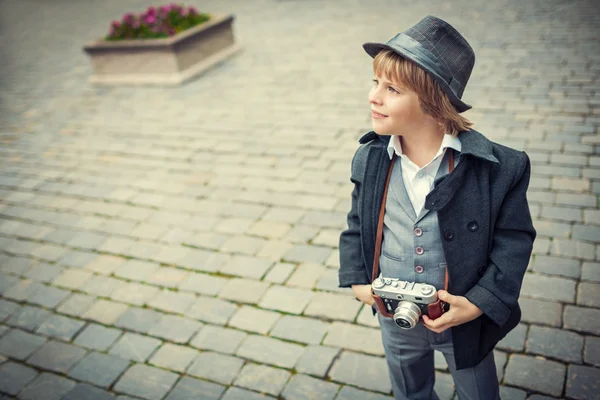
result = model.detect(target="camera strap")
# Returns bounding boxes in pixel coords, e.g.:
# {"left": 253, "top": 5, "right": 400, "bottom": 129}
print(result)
{"left": 371, "top": 149, "right": 453, "bottom": 317}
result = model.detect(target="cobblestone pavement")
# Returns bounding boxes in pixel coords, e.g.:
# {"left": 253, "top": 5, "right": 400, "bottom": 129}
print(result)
{"left": 0, "top": 0, "right": 599, "bottom": 399}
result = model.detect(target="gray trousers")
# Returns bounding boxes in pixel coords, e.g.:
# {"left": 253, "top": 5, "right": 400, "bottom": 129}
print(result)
{"left": 378, "top": 314, "right": 500, "bottom": 400}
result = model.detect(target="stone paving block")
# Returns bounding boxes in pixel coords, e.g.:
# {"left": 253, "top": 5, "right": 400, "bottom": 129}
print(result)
{"left": 572, "top": 224, "right": 600, "bottom": 243}
{"left": 186, "top": 296, "right": 238, "bottom": 325}
{"left": 63, "top": 383, "right": 115, "bottom": 400}
{"left": 145, "top": 266, "right": 189, "bottom": 288}
{"left": 540, "top": 205, "right": 583, "bottom": 223}
{"left": 595, "top": 263, "right": 600, "bottom": 281}
{"left": 566, "top": 364, "right": 600, "bottom": 400}
{"left": 564, "top": 305, "right": 600, "bottom": 335}
{"left": 57, "top": 293, "right": 97, "bottom": 317}
{"left": 219, "top": 255, "right": 273, "bottom": 279}
{"left": 497, "top": 323, "right": 527, "bottom": 352}
{"left": 35, "top": 314, "right": 86, "bottom": 341}
{"left": 526, "top": 325, "right": 583, "bottom": 363}
{"left": 148, "top": 314, "right": 203, "bottom": 343}
{"left": 228, "top": 305, "right": 281, "bottom": 334}
{"left": 177, "top": 272, "right": 228, "bottom": 296}
{"left": 0, "top": 361, "right": 38, "bottom": 395}
{"left": 30, "top": 243, "right": 70, "bottom": 262}
{"left": 316, "top": 268, "right": 350, "bottom": 294}
{"left": 219, "top": 278, "right": 270, "bottom": 304}
{"left": 177, "top": 249, "right": 230, "bottom": 272}
{"left": 81, "top": 275, "right": 127, "bottom": 297}
{"left": 190, "top": 325, "right": 247, "bottom": 353}
{"left": 286, "top": 263, "right": 327, "bottom": 289}
{"left": 27, "top": 340, "right": 87, "bottom": 373}
{"left": 23, "top": 262, "right": 63, "bottom": 282}
{"left": 109, "top": 332, "right": 161, "bottom": 362}
{"left": 529, "top": 255, "right": 581, "bottom": 278}
{"left": 186, "top": 351, "right": 244, "bottom": 385}
{"left": 52, "top": 268, "right": 93, "bottom": 290}
{"left": 3, "top": 280, "right": 43, "bottom": 302}
{"left": 519, "top": 297, "right": 562, "bottom": 327}
{"left": 499, "top": 386, "right": 526, "bottom": 400}
{"left": 295, "top": 345, "right": 340, "bottom": 377}
{"left": 221, "top": 387, "right": 275, "bottom": 400}
{"left": 215, "top": 217, "right": 256, "bottom": 234}
{"left": 147, "top": 289, "right": 196, "bottom": 314}
{"left": 67, "top": 352, "right": 130, "bottom": 388}
{"left": 356, "top": 304, "right": 380, "bottom": 328}
{"left": 247, "top": 220, "right": 291, "bottom": 239}
{"left": 6, "top": 305, "right": 52, "bottom": 331}
{"left": 264, "top": 262, "right": 295, "bottom": 283}
{"left": 113, "top": 259, "right": 160, "bottom": 281}
{"left": 494, "top": 350, "right": 507, "bottom": 382}
{"left": 74, "top": 323, "right": 123, "bottom": 351}
{"left": 271, "top": 315, "right": 329, "bottom": 345}
{"left": 149, "top": 343, "right": 199, "bottom": 373}
{"left": 329, "top": 351, "right": 391, "bottom": 393}
{"left": 324, "top": 322, "right": 384, "bottom": 356}
{"left": 0, "top": 274, "right": 19, "bottom": 297}
{"left": 434, "top": 371, "right": 454, "bottom": 400}
{"left": 304, "top": 292, "right": 361, "bottom": 322}
{"left": 503, "top": 354, "right": 565, "bottom": 396}
{"left": 28, "top": 284, "right": 70, "bottom": 308}
{"left": 335, "top": 386, "right": 393, "bottom": 400}
{"left": 257, "top": 239, "right": 295, "bottom": 261}
{"left": 284, "top": 244, "right": 332, "bottom": 264}
{"left": 82, "top": 299, "right": 129, "bottom": 325}
{"left": 110, "top": 281, "right": 160, "bottom": 306}
{"left": 282, "top": 373, "right": 339, "bottom": 400}
{"left": 526, "top": 395, "right": 561, "bottom": 400}
{"left": 67, "top": 232, "right": 107, "bottom": 251}
{"left": 532, "top": 219, "right": 573, "bottom": 238}
{"left": 234, "top": 363, "right": 291, "bottom": 396}
{"left": 0, "top": 329, "right": 46, "bottom": 360}
{"left": 83, "top": 254, "right": 126, "bottom": 275}
{"left": 96, "top": 237, "right": 137, "bottom": 255}
{"left": 236, "top": 335, "right": 304, "bottom": 369}
{"left": 520, "top": 273, "right": 576, "bottom": 303}
{"left": 164, "top": 376, "right": 225, "bottom": 400}
{"left": 285, "top": 225, "right": 320, "bottom": 244}
{"left": 1, "top": 256, "right": 34, "bottom": 275}
{"left": 577, "top": 281, "right": 600, "bottom": 307}
{"left": 258, "top": 285, "right": 314, "bottom": 314}
{"left": 57, "top": 250, "right": 98, "bottom": 269}
{"left": 262, "top": 207, "right": 305, "bottom": 224}
{"left": 584, "top": 336, "right": 600, "bottom": 366}
{"left": 114, "top": 364, "right": 178, "bottom": 400}
{"left": 18, "top": 372, "right": 76, "bottom": 400}
{"left": 551, "top": 238, "right": 596, "bottom": 260}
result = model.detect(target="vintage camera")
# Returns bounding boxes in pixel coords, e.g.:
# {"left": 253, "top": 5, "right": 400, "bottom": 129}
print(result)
{"left": 372, "top": 277, "right": 440, "bottom": 330}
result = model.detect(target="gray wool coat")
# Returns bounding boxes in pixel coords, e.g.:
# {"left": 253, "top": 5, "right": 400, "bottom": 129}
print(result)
{"left": 338, "top": 129, "right": 536, "bottom": 370}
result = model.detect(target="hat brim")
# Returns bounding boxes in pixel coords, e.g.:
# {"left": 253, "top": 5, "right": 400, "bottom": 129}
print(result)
{"left": 363, "top": 42, "right": 472, "bottom": 113}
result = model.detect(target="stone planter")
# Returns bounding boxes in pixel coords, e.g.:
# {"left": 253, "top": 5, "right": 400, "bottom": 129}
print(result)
{"left": 83, "top": 14, "right": 240, "bottom": 85}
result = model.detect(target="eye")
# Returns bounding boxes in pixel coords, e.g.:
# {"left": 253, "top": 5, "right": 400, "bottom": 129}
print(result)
{"left": 372, "top": 79, "right": 378, "bottom": 86}
{"left": 388, "top": 86, "right": 399, "bottom": 94}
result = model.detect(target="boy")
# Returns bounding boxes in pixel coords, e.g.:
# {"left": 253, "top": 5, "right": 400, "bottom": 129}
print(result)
{"left": 338, "top": 16, "right": 536, "bottom": 400}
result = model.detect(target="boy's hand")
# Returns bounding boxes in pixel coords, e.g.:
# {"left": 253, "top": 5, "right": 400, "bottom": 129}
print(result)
{"left": 352, "top": 284, "right": 375, "bottom": 306}
{"left": 422, "top": 290, "right": 482, "bottom": 333}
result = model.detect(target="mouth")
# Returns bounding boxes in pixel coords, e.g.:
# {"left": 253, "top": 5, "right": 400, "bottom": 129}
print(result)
{"left": 371, "top": 111, "right": 388, "bottom": 119}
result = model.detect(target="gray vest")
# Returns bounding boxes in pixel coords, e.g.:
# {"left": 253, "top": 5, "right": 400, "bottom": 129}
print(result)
{"left": 379, "top": 150, "right": 456, "bottom": 290}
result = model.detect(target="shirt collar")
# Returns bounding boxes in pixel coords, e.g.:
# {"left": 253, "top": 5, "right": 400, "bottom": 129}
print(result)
{"left": 387, "top": 134, "right": 462, "bottom": 160}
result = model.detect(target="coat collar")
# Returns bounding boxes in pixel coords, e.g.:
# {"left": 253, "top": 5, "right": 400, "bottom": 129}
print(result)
{"left": 358, "top": 129, "right": 499, "bottom": 164}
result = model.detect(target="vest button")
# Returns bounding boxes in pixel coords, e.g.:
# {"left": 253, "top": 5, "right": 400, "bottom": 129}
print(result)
{"left": 444, "top": 231, "right": 454, "bottom": 241}
{"left": 415, "top": 265, "right": 424, "bottom": 273}
{"left": 415, "top": 246, "right": 425, "bottom": 255}
{"left": 468, "top": 221, "right": 479, "bottom": 232}
{"left": 414, "top": 227, "right": 423, "bottom": 237}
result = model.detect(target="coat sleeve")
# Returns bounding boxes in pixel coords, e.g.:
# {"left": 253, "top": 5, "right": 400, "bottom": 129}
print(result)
{"left": 465, "top": 152, "right": 536, "bottom": 327}
{"left": 338, "top": 148, "right": 370, "bottom": 288}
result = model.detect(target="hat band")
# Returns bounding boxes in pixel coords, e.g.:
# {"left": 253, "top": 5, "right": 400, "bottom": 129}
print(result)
{"left": 387, "top": 33, "right": 463, "bottom": 97}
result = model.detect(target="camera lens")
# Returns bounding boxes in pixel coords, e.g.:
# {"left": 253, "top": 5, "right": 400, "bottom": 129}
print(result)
{"left": 393, "top": 301, "right": 421, "bottom": 330}
{"left": 395, "top": 318, "right": 411, "bottom": 329}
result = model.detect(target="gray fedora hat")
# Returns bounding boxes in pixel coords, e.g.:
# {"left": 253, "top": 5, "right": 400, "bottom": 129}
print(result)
{"left": 363, "top": 15, "right": 475, "bottom": 112}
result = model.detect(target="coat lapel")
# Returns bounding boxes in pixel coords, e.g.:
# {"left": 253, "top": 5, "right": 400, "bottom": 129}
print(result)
{"left": 389, "top": 157, "right": 417, "bottom": 222}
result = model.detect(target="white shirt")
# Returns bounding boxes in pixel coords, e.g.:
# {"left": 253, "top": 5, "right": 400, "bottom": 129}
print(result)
{"left": 387, "top": 134, "right": 462, "bottom": 216}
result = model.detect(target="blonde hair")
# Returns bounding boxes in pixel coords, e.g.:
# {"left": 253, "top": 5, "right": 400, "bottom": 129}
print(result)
{"left": 373, "top": 49, "right": 473, "bottom": 136}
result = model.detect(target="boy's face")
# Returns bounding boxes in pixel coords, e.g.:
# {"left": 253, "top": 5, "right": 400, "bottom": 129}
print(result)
{"left": 368, "top": 73, "right": 431, "bottom": 136}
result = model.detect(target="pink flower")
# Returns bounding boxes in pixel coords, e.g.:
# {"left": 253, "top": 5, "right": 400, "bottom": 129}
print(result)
{"left": 145, "top": 14, "right": 156, "bottom": 24}
{"left": 187, "top": 6, "right": 198, "bottom": 15}
{"left": 111, "top": 20, "right": 121, "bottom": 28}
{"left": 146, "top": 6, "right": 156, "bottom": 15}
{"left": 122, "top": 12, "right": 134, "bottom": 22}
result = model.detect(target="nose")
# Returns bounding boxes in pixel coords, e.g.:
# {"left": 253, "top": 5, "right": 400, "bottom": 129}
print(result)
{"left": 368, "top": 85, "right": 382, "bottom": 105}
